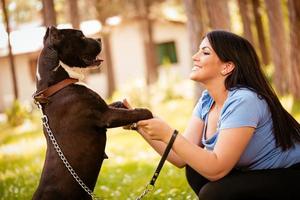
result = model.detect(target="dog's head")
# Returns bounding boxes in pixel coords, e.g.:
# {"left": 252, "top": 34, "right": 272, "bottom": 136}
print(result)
{"left": 43, "top": 26, "right": 102, "bottom": 68}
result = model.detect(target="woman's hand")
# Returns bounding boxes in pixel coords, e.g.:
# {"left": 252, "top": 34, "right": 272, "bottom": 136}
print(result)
{"left": 122, "top": 98, "right": 174, "bottom": 142}
{"left": 137, "top": 118, "right": 174, "bottom": 143}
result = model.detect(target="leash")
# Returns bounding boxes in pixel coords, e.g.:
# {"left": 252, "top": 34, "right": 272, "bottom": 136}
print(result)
{"left": 36, "top": 102, "right": 178, "bottom": 199}
{"left": 35, "top": 102, "right": 101, "bottom": 200}
{"left": 34, "top": 79, "right": 179, "bottom": 199}
{"left": 34, "top": 78, "right": 101, "bottom": 199}
{"left": 136, "top": 129, "right": 178, "bottom": 200}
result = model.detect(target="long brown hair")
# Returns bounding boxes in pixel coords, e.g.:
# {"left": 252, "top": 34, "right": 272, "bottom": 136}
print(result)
{"left": 206, "top": 30, "right": 300, "bottom": 150}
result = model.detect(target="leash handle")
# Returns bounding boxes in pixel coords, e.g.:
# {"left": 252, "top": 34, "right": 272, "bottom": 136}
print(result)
{"left": 149, "top": 129, "right": 178, "bottom": 186}
{"left": 136, "top": 130, "right": 178, "bottom": 200}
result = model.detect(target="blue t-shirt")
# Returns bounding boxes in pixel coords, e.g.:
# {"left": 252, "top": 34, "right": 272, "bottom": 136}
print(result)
{"left": 193, "top": 88, "right": 300, "bottom": 170}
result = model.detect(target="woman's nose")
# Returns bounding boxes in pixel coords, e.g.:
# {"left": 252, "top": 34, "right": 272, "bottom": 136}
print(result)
{"left": 192, "top": 51, "right": 200, "bottom": 60}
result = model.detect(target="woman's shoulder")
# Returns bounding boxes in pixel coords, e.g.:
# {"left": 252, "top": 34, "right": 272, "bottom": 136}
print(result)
{"left": 199, "top": 90, "right": 214, "bottom": 107}
{"left": 223, "top": 87, "right": 269, "bottom": 113}
{"left": 193, "top": 90, "right": 213, "bottom": 120}
{"left": 228, "top": 87, "right": 262, "bottom": 102}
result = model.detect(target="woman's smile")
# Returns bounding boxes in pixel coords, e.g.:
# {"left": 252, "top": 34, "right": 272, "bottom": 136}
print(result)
{"left": 192, "top": 66, "right": 202, "bottom": 71}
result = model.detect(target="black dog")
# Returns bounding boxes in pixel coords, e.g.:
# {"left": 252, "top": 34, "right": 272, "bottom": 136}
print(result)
{"left": 32, "top": 26, "right": 152, "bottom": 200}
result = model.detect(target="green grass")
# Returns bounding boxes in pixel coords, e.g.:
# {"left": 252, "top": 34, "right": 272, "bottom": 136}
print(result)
{"left": 1, "top": 95, "right": 299, "bottom": 200}
{"left": 0, "top": 99, "right": 197, "bottom": 200}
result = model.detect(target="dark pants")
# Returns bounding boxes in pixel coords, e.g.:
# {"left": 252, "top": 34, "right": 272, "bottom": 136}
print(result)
{"left": 185, "top": 163, "right": 300, "bottom": 200}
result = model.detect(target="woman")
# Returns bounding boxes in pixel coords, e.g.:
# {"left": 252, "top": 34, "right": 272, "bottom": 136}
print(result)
{"left": 124, "top": 30, "right": 300, "bottom": 200}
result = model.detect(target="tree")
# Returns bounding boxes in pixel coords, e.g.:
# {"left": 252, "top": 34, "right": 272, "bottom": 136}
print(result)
{"left": 1, "top": 0, "right": 41, "bottom": 27}
{"left": 134, "top": 0, "right": 159, "bottom": 85}
{"left": 205, "top": 0, "right": 231, "bottom": 30}
{"left": 238, "top": 0, "right": 254, "bottom": 45}
{"left": 183, "top": 0, "right": 206, "bottom": 99}
{"left": 252, "top": 0, "right": 270, "bottom": 66}
{"left": 42, "top": 0, "right": 56, "bottom": 26}
{"left": 265, "top": 0, "right": 289, "bottom": 95}
{"left": 183, "top": 0, "right": 207, "bottom": 55}
{"left": 1, "top": 0, "right": 18, "bottom": 99}
{"left": 94, "top": 0, "right": 121, "bottom": 97}
{"left": 288, "top": 0, "right": 300, "bottom": 99}
{"left": 68, "top": 0, "right": 80, "bottom": 29}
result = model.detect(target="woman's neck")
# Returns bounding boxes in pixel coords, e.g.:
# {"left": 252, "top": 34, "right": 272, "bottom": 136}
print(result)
{"left": 206, "top": 83, "right": 228, "bottom": 108}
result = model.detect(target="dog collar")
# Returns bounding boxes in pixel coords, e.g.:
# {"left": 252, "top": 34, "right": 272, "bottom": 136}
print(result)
{"left": 33, "top": 78, "right": 78, "bottom": 104}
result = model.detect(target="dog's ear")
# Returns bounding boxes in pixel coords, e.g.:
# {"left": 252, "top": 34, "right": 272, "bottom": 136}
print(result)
{"left": 49, "top": 26, "right": 62, "bottom": 45}
{"left": 43, "top": 26, "right": 63, "bottom": 47}
{"left": 43, "top": 26, "right": 51, "bottom": 45}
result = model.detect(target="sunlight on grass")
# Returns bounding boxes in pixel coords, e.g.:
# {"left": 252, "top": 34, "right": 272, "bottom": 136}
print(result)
{"left": 0, "top": 136, "right": 45, "bottom": 156}
{"left": 1, "top": 85, "right": 298, "bottom": 199}
{"left": 0, "top": 98, "right": 197, "bottom": 200}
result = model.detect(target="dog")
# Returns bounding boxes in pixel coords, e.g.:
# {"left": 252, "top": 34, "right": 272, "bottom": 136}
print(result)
{"left": 32, "top": 26, "right": 153, "bottom": 200}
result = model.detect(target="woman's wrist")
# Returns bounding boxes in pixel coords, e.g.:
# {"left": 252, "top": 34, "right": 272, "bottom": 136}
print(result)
{"left": 164, "top": 129, "right": 178, "bottom": 144}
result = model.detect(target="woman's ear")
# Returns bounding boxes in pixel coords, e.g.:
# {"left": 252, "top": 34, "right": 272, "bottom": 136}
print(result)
{"left": 221, "top": 62, "right": 235, "bottom": 76}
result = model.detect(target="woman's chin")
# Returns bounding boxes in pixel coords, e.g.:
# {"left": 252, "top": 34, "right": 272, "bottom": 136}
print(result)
{"left": 189, "top": 72, "right": 200, "bottom": 81}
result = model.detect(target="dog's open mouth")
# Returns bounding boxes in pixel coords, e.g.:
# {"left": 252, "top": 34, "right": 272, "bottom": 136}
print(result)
{"left": 82, "top": 55, "right": 103, "bottom": 67}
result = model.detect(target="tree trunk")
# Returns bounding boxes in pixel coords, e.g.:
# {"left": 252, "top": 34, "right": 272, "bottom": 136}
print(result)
{"left": 183, "top": 0, "right": 207, "bottom": 54}
{"left": 205, "top": 0, "right": 231, "bottom": 30}
{"left": 183, "top": 0, "right": 206, "bottom": 99}
{"left": 238, "top": 0, "right": 254, "bottom": 45}
{"left": 137, "top": 0, "right": 158, "bottom": 85}
{"left": 252, "top": 0, "right": 270, "bottom": 66}
{"left": 42, "top": 0, "right": 57, "bottom": 27}
{"left": 68, "top": 0, "right": 80, "bottom": 29}
{"left": 102, "top": 28, "right": 116, "bottom": 97}
{"left": 94, "top": 0, "right": 120, "bottom": 98}
{"left": 1, "top": 0, "right": 18, "bottom": 99}
{"left": 265, "top": 0, "right": 289, "bottom": 95}
{"left": 288, "top": 0, "right": 300, "bottom": 99}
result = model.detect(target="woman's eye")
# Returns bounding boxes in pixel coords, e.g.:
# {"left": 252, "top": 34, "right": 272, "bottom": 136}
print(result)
{"left": 202, "top": 52, "right": 210, "bottom": 55}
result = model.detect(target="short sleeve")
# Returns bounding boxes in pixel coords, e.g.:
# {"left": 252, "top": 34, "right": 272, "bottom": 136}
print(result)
{"left": 192, "top": 90, "right": 212, "bottom": 120}
{"left": 219, "top": 91, "right": 262, "bottom": 130}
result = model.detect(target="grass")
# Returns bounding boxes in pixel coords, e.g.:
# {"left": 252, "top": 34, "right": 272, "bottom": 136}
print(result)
{"left": 0, "top": 98, "right": 197, "bottom": 200}
{"left": 1, "top": 93, "right": 299, "bottom": 200}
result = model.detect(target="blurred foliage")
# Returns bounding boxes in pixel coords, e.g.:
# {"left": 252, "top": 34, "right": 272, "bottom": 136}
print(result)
{"left": 4, "top": 100, "right": 31, "bottom": 127}
{"left": 4, "top": 0, "right": 42, "bottom": 27}
{"left": 110, "top": 70, "right": 193, "bottom": 109}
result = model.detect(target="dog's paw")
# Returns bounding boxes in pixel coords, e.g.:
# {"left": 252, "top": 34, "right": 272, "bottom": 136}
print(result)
{"left": 135, "top": 108, "right": 153, "bottom": 119}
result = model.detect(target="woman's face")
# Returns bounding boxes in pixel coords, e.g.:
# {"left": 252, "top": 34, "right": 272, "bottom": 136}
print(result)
{"left": 190, "top": 37, "right": 224, "bottom": 84}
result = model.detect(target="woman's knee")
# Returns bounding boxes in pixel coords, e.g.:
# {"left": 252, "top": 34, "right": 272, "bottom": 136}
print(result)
{"left": 198, "top": 181, "right": 234, "bottom": 200}
{"left": 185, "top": 165, "right": 208, "bottom": 195}
{"left": 198, "top": 182, "right": 218, "bottom": 200}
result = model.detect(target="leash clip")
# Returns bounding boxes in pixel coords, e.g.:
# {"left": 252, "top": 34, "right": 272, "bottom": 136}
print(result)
{"left": 136, "top": 184, "right": 155, "bottom": 200}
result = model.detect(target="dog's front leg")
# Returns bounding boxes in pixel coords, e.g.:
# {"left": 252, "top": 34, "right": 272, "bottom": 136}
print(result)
{"left": 98, "top": 108, "right": 153, "bottom": 128}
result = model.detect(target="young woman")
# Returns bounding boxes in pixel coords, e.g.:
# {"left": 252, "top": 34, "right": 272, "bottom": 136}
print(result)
{"left": 124, "top": 30, "right": 300, "bottom": 200}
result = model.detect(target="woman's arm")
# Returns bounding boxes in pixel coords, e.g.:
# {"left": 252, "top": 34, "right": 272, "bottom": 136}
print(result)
{"left": 138, "top": 117, "right": 254, "bottom": 181}
{"left": 171, "top": 126, "right": 254, "bottom": 180}
{"left": 137, "top": 116, "right": 204, "bottom": 168}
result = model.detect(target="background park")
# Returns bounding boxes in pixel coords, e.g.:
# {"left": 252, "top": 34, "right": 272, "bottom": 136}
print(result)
{"left": 0, "top": 0, "right": 300, "bottom": 199}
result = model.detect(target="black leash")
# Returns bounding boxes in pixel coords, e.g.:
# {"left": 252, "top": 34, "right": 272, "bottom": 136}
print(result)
{"left": 136, "top": 129, "right": 179, "bottom": 199}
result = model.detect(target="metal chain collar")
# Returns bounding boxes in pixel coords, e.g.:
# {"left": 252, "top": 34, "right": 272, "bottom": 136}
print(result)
{"left": 36, "top": 103, "right": 100, "bottom": 200}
